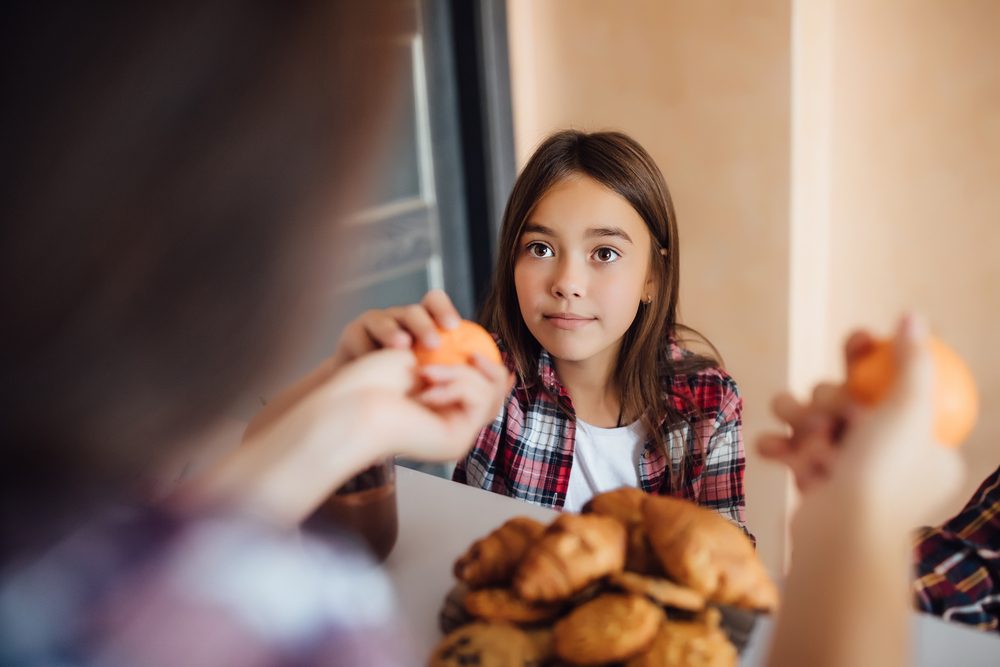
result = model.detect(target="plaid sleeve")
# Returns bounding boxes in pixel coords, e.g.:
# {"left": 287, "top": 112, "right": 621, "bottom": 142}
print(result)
{"left": 912, "top": 466, "right": 1000, "bottom": 632}
{"left": 696, "top": 376, "right": 749, "bottom": 538}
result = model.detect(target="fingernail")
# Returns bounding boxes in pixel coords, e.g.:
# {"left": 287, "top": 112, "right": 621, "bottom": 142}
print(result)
{"left": 423, "top": 334, "right": 440, "bottom": 348}
{"left": 420, "top": 365, "right": 453, "bottom": 380}
{"left": 443, "top": 317, "right": 460, "bottom": 330}
{"left": 901, "top": 312, "right": 928, "bottom": 341}
{"left": 419, "top": 389, "right": 443, "bottom": 402}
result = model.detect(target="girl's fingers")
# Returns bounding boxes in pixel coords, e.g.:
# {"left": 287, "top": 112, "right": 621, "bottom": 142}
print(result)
{"left": 470, "top": 354, "right": 511, "bottom": 384}
{"left": 418, "top": 364, "right": 507, "bottom": 411}
{"left": 757, "top": 433, "right": 796, "bottom": 460}
{"left": 888, "top": 313, "right": 934, "bottom": 410}
{"left": 418, "top": 384, "right": 469, "bottom": 406}
{"left": 421, "top": 358, "right": 509, "bottom": 386}
{"left": 844, "top": 330, "right": 878, "bottom": 365}
{"left": 771, "top": 392, "right": 809, "bottom": 430}
{"left": 785, "top": 437, "right": 835, "bottom": 493}
{"left": 335, "top": 292, "right": 462, "bottom": 363}
{"left": 810, "top": 382, "right": 858, "bottom": 444}
{"left": 337, "top": 319, "right": 380, "bottom": 358}
{"left": 391, "top": 304, "right": 440, "bottom": 349}
{"left": 759, "top": 426, "right": 840, "bottom": 491}
{"left": 422, "top": 289, "right": 461, "bottom": 330}
{"left": 811, "top": 383, "right": 848, "bottom": 414}
{"left": 362, "top": 311, "right": 412, "bottom": 349}
{"left": 798, "top": 427, "right": 837, "bottom": 470}
{"left": 419, "top": 364, "right": 462, "bottom": 384}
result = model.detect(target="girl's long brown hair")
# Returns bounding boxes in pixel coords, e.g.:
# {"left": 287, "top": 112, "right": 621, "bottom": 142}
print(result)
{"left": 481, "top": 130, "right": 721, "bottom": 468}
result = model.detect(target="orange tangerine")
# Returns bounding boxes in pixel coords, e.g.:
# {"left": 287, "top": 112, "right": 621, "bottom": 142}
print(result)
{"left": 413, "top": 320, "right": 502, "bottom": 367}
{"left": 846, "top": 336, "right": 979, "bottom": 447}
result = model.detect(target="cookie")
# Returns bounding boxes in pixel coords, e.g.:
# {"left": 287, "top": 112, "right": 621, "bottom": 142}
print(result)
{"left": 428, "top": 622, "right": 547, "bottom": 667}
{"left": 552, "top": 593, "right": 664, "bottom": 665}
{"left": 643, "top": 496, "right": 779, "bottom": 610}
{"left": 607, "top": 571, "right": 706, "bottom": 611}
{"left": 515, "top": 514, "right": 626, "bottom": 602}
{"left": 624, "top": 615, "right": 737, "bottom": 667}
{"left": 454, "top": 517, "right": 547, "bottom": 588}
{"left": 439, "top": 582, "right": 473, "bottom": 634}
{"left": 525, "top": 627, "right": 555, "bottom": 663}
{"left": 464, "top": 587, "right": 563, "bottom": 624}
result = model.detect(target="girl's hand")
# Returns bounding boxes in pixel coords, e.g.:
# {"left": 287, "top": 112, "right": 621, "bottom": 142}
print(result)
{"left": 765, "top": 317, "right": 965, "bottom": 667}
{"left": 244, "top": 289, "right": 463, "bottom": 442}
{"left": 760, "top": 315, "right": 964, "bottom": 526}
{"left": 327, "top": 348, "right": 514, "bottom": 462}
{"left": 756, "top": 331, "right": 877, "bottom": 492}
{"left": 331, "top": 289, "right": 462, "bottom": 368}
{"left": 178, "top": 348, "right": 512, "bottom": 527}
{"left": 819, "top": 317, "right": 963, "bottom": 524}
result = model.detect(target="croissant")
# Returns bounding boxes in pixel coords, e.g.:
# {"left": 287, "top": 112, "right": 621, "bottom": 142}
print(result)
{"left": 583, "top": 486, "right": 647, "bottom": 524}
{"left": 585, "top": 487, "right": 661, "bottom": 575}
{"left": 514, "top": 514, "right": 626, "bottom": 602}
{"left": 642, "top": 495, "right": 778, "bottom": 611}
{"left": 453, "top": 516, "right": 546, "bottom": 588}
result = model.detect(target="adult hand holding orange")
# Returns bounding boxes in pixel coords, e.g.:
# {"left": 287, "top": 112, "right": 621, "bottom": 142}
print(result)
{"left": 846, "top": 332, "right": 978, "bottom": 447}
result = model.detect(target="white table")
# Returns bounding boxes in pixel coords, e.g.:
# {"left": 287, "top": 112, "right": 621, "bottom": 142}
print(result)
{"left": 385, "top": 467, "right": 1000, "bottom": 666}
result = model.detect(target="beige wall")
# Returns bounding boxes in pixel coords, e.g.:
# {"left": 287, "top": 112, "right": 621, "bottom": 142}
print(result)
{"left": 823, "top": 1, "right": 1000, "bottom": 522}
{"left": 508, "top": 0, "right": 794, "bottom": 575}
{"left": 507, "top": 0, "right": 1000, "bottom": 573}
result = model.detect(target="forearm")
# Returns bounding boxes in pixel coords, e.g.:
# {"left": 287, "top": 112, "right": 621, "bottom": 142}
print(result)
{"left": 243, "top": 353, "right": 344, "bottom": 442}
{"left": 171, "top": 394, "right": 387, "bottom": 527}
{"left": 767, "top": 500, "right": 914, "bottom": 667}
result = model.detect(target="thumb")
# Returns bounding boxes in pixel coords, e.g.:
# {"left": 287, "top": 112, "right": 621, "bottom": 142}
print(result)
{"left": 885, "top": 313, "right": 934, "bottom": 419}
{"left": 327, "top": 347, "right": 419, "bottom": 399}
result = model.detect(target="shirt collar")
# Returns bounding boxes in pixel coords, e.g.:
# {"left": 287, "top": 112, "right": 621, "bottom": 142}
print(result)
{"left": 532, "top": 340, "right": 688, "bottom": 423}
{"left": 535, "top": 348, "right": 573, "bottom": 403}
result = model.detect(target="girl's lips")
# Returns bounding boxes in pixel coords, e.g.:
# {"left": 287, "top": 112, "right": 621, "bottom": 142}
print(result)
{"left": 544, "top": 315, "right": 596, "bottom": 331}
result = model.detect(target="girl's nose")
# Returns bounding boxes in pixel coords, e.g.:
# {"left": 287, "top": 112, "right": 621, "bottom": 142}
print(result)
{"left": 551, "top": 258, "right": 585, "bottom": 299}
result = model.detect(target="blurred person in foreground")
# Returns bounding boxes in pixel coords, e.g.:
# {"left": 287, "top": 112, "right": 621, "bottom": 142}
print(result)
{"left": 0, "top": 4, "right": 509, "bottom": 666}
{"left": 759, "top": 316, "right": 970, "bottom": 666}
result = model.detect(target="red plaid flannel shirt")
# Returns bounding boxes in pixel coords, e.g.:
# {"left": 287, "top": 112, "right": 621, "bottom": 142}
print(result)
{"left": 913, "top": 465, "right": 1000, "bottom": 632}
{"left": 453, "top": 342, "right": 748, "bottom": 534}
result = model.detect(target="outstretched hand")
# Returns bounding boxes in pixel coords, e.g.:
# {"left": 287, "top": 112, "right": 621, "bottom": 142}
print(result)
{"left": 757, "top": 332, "right": 876, "bottom": 492}
{"left": 758, "top": 315, "right": 963, "bottom": 525}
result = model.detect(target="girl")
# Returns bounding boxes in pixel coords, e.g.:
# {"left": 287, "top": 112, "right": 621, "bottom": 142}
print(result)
{"left": 325, "top": 130, "right": 747, "bottom": 530}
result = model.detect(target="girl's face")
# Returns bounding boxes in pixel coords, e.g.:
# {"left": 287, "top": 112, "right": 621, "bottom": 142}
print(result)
{"left": 514, "top": 174, "right": 654, "bottom": 371}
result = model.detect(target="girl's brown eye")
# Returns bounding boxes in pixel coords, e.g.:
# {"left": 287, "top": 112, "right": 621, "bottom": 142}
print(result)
{"left": 593, "top": 247, "right": 621, "bottom": 263}
{"left": 526, "top": 242, "right": 553, "bottom": 258}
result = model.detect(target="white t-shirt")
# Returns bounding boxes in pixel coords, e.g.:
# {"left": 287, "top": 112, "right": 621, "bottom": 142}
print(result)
{"left": 563, "top": 418, "right": 646, "bottom": 512}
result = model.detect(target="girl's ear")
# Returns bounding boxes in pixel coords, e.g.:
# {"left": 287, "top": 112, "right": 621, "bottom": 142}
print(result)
{"left": 644, "top": 258, "right": 658, "bottom": 292}
{"left": 643, "top": 246, "right": 666, "bottom": 302}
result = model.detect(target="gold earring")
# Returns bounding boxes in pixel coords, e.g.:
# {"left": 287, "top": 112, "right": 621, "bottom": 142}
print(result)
{"left": 643, "top": 294, "right": 652, "bottom": 304}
